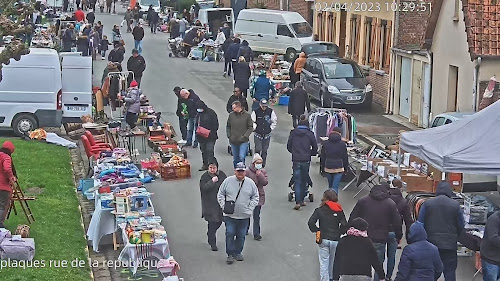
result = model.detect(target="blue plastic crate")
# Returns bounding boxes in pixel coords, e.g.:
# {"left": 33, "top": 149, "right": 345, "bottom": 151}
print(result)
{"left": 279, "top": 95, "right": 290, "bottom": 105}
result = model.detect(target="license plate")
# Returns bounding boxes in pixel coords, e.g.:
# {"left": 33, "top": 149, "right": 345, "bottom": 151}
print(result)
{"left": 67, "top": 106, "right": 87, "bottom": 111}
{"left": 347, "top": 96, "right": 362, "bottom": 101}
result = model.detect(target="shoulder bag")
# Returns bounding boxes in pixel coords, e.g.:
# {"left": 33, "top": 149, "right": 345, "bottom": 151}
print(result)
{"left": 223, "top": 179, "right": 244, "bottom": 214}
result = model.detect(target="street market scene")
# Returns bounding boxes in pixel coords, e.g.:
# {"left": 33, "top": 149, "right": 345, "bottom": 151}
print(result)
{"left": 0, "top": 0, "right": 500, "bottom": 281}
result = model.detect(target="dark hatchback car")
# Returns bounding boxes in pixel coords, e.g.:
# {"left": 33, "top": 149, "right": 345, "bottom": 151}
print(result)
{"left": 300, "top": 41, "right": 339, "bottom": 58}
{"left": 300, "top": 57, "right": 372, "bottom": 108}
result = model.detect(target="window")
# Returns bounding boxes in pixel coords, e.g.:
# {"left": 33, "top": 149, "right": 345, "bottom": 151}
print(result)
{"left": 363, "top": 17, "right": 373, "bottom": 66}
{"left": 304, "top": 60, "right": 314, "bottom": 72}
{"left": 323, "top": 62, "right": 363, "bottom": 79}
{"left": 432, "top": 117, "right": 446, "bottom": 127}
{"left": 349, "top": 15, "right": 361, "bottom": 61}
{"left": 445, "top": 119, "right": 453, "bottom": 124}
{"left": 291, "top": 22, "right": 313, "bottom": 38}
{"left": 312, "top": 61, "right": 322, "bottom": 76}
{"left": 277, "top": 24, "right": 293, "bottom": 37}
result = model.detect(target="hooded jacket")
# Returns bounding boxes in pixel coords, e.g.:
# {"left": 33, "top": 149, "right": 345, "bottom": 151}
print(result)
{"left": 195, "top": 100, "right": 219, "bottom": 142}
{"left": 108, "top": 46, "right": 125, "bottom": 63}
{"left": 124, "top": 87, "right": 141, "bottom": 114}
{"left": 237, "top": 40, "right": 253, "bottom": 62}
{"left": 226, "top": 110, "right": 253, "bottom": 145}
{"left": 250, "top": 75, "right": 276, "bottom": 102}
{"left": 226, "top": 94, "right": 248, "bottom": 113}
{"left": 199, "top": 170, "right": 227, "bottom": 222}
{"left": 127, "top": 55, "right": 146, "bottom": 78}
{"left": 226, "top": 42, "right": 241, "bottom": 60}
{"left": 286, "top": 125, "right": 318, "bottom": 162}
{"left": 222, "top": 38, "right": 233, "bottom": 55}
{"left": 288, "top": 87, "right": 310, "bottom": 116}
{"left": 388, "top": 187, "right": 414, "bottom": 237}
{"left": 480, "top": 211, "right": 500, "bottom": 265}
{"left": 418, "top": 182, "right": 465, "bottom": 250}
{"left": 0, "top": 142, "right": 15, "bottom": 192}
{"left": 308, "top": 201, "right": 347, "bottom": 241}
{"left": 320, "top": 133, "right": 348, "bottom": 172}
{"left": 395, "top": 222, "right": 443, "bottom": 281}
{"left": 293, "top": 52, "right": 307, "bottom": 74}
{"left": 245, "top": 165, "right": 268, "bottom": 206}
{"left": 233, "top": 62, "right": 251, "bottom": 90}
{"left": 350, "top": 184, "right": 403, "bottom": 243}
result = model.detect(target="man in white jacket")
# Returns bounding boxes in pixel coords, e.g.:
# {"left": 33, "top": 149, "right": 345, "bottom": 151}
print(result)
{"left": 250, "top": 99, "right": 277, "bottom": 167}
{"left": 217, "top": 162, "right": 259, "bottom": 265}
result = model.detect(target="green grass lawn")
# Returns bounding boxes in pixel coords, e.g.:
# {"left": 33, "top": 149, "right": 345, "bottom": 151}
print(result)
{"left": 0, "top": 138, "right": 91, "bottom": 281}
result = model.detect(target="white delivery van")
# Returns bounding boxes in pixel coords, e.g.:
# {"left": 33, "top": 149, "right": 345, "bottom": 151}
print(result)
{"left": 138, "top": 0, "right": 161, "bottom": 14}
{"left": 0, "top": 48, "right": 92, "bottom": 136}
{"left": 61, "top": 55, "right": 93, "bottom": 123}
{"left": 234, "top": 9, "right": 313, "bottom": 61}
{"left": 197, "top": 8, "right": 234, "bottom": 37}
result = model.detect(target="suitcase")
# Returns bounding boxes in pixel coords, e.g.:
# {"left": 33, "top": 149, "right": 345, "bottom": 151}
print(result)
{"left": 0, "top": 236, "right": 35, "bottom": 261}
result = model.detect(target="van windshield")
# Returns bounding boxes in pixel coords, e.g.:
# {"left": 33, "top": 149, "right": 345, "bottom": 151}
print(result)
{"left": 140, "top": 0, "right": 159, "bottom": 6}
{"left": 290, "top": 22, "right": 313, "bottom": 38}
{"left": 323, "top": 62, "right": 363, "bottom": 79}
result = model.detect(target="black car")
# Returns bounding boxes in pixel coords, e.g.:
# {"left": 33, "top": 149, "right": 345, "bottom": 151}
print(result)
{"left": 300, "top": 57, "right": 372, "bottom": 108}
{"left": 300, "top": 41, "right": 339, "bottom": 58}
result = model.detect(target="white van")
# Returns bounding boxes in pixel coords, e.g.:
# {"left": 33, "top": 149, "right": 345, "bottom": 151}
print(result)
{"left": 234, "top": 9, "right": 313, "bottom": 61}
{"left": 0, "top": 48, "right": 92, "bottom": 136}
{"left": 138, "top": 0, "right": 161, "bottom": 14}
{"left": 197, "top": 8, "right": 234, "bottom": 37}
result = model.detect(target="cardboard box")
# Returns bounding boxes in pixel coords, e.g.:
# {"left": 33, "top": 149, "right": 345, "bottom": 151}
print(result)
{"left": 402, "top": 174, "right": 434, "bottom": 193}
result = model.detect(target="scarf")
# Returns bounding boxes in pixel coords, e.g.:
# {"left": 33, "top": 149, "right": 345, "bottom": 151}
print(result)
{"left": 324, "top": 200, "right": 343, "bottom": 211}
{"left": 346, "top": 227, "right": 368, "bottom": 238}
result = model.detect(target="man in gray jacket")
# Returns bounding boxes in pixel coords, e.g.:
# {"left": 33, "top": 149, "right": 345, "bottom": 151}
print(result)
{"left": 217, "top": 162, "right": 259, "bottom": 264}
{"left": 227, "top": 101, "right": 253, "bottom": 168}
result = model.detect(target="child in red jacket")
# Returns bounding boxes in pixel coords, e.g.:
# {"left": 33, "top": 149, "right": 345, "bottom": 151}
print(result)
{"left": 0, "top": 141, "right": 16, "bottom": 228}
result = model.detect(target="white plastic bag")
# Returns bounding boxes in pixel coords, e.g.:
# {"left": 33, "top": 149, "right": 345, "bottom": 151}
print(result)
{"left": 164, "top": 276, "right": 179, "bottom": 281}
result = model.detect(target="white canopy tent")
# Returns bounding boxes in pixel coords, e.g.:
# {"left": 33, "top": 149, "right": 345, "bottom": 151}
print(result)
{"left": 399, "top": 100, "right": 500, "bottom": 176}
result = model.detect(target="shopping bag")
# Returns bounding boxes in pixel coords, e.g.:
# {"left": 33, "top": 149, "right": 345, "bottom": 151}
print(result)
{"left": 196, "top": 126, "right": 210, "bottom": 138}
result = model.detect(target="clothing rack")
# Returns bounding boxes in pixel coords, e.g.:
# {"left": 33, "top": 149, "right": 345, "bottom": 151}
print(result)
{"left": 309, "top": 108, "right": 357, "bottom": 143}
{"left": 107, "top": 71, "right": 134, "bottom": 119}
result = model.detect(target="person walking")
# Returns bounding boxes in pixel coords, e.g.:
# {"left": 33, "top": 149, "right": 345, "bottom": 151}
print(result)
{"left": 124, "top": 8, "right": 133, "bottom": 33}
{"left": 320, "top": 127, "right": 348, "bottom": 195}
{"left": 132, "top": 23, "right": 145, "bottom": 55}
{"left": 225, "top": 38, "right": 241, "bottom": 77}
{"left": 349, "top": 184, "right": 403, "bottom": 281}
{"left": 293, "top": 51, "right": 307, "bottom": 77}
{"left": 418, "top": 182, "right": 465, "bottom": 281}
{"left": 195, "top": 100, "right": 219, "bottom": 171}
{"left": 333, "top": 218, "right": 386, "bottom": 281}
{"left": 108, "top": 42, "right": 125, "bottom": 65}
{"left": 74, "top": 7, "right": 85, "bottom": 22}
{"left": 221, "top": 22, "right": 231, "bottom": 39}
{"left": 179, "top": 17, "right": 188, "bottom": 38}
{"left": 126, "top": 49, "right": 146, "bottom": 87}
{"left": 200, "top": 160, "right": 227, "bottom": 251}
{"left": 222, "top": 37, "right": 233, "bottom": 75}
{"left": 226, "top": 101, "right": 253, "bottom": 168}
{"left": 112, "top": 24, "right": 121, "bottom": 45}
{"left": 286, "top": 115, "right": 317, "bottom": 210}
{"left": 62, "top": 23, "right": 76, "bottom": 52}
{"left": 250, "top": 70, "right": 276, "bottom": 111}
{"left": 233, "top": 57, "right": 251, "bottom": 98}
{"left": 288, "top": 81, "right": 310, "bottom": 128}
{"left": 250, "top": 99, "right": 277, "bottom": 167}
{"left": 308, "top": 189, "right": 347, "bottom": 281}
{"left": 394, "top": 222, "right": 443, "bottom": 281}
{"left": 86, "top": 8, "right": 95, "bottom": 25}
{"left": 174, "top": 86, "right": 188, "bottom": 144}
{"left": 245, "top": 154, "right": 268, "bottom": 240}
{"left": 385, "top": 179, "right": 414, "bottom": 280}
{"left": 480, "top": 210, "right": 500, "bottom": 281}
{"left": 226, "top": 87, "right": 248, "bottom": 113}
{"left": 106, "top": 0, "right": 112, "bottom": 13}
{"left": 132, "top": 7, "right": 140, "bottom": 26}
{"left": 150, "top": 11, "right": 159, "bottom": 34}
{"left": 121, "top": 80, "right": 141, "bottom": 132}
{"left": 217, "top": 162, "right": 259, "bottom": 264}
{"left": 146, "top": 5, "right": 154, "bottom": 25}
{"left": 179, "top": 89, "right": 201, "bottom": 148}
{"left": 0, "top": 141, "right": 16, "bottom": 228}
{"left": 237, "top": 40, "right": 253, "bottom": 62}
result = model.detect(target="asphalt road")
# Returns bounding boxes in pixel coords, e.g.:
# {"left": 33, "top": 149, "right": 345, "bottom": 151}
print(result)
{"left": 90, "top": 8, "right": 479, "bottom": 281}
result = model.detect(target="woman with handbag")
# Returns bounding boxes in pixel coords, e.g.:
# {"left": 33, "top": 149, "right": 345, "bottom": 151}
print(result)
{"left": 199, "top": 160, "right": 227, "bottom": 251}
{"left": 307, "top": 189, "right": 347, "bottom": 281}
{"left": 195, "top": 100, "right": 219, "bottom": 171}
{"left": 0, "top": 141, "right": 16, "bottom": 228}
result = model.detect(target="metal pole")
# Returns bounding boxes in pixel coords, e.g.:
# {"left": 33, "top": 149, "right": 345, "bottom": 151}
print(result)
{"left": 397, "top": 144, "right": 401, "bottom": 178}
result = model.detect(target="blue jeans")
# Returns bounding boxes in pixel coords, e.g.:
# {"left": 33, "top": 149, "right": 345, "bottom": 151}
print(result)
{"left": 134, "top": 40, "right": 143, "bottom": 54}
{"left": 326, "top": 172, "right": 343, "bottom": 195}
{"left": 373, "top": 242, "right": 386, "bottom": 281}
{"left": 438, "top": 249, "right": 457, "bottom": 281}
{"left": 482, "top": 259, "right": 500, "bottom": 281}
{"left": 318, "top": 239, "right": 338, "bottom": 281}
{"left": 230, "top": 142, "right": 249, "bottom": 168}
{"left": 386, "top": 232, "right": 398, "bottom": 280}
{"left": 186, "top": 118, "right": 198, "bottom": 147}
{"left": 293, "top": 161, "right": 310, "bottom": 204}
{"left": 224, "top": 216, "right": 250, "bottom": 256}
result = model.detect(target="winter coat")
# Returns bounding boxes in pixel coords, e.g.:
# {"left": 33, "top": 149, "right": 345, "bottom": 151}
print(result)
{"left": 388, "top": 187, "right": 414, "bottom": 237}
{"left": 150, "top": 12, "right": 159, "bottom": 24}
{"left": 308, "top": 201, "right": 347, "bottom": 241}
{"left": 124, "top": 10, "right": 132, "bottom": 22}
{"left": 74, "top": 10, "right": 85, "bottom": 22}
{"left": 214, "top": 31, "right": 226, "bottom": 46}
{"left": 132, "top": 26, "right": 144, "bottom": 40}
{"left": 170, "top": 22, "right": 180, "bottom": 38}
{"left": 185, "top": 91, "right": 201, "bottom": 118}
{"left": 333, "top": 234, "right": 385, "bottom": 280}
{"left": 226, "top": 42, "right": 241, "bottom": 60}
{"left": 147, "top": 8, "right": 154, "bottom": 22}
{"left": 86, "top": 12, "right": 95, "bottom": 24}
{"left": 195, "top": 101, "right": 219, "bottom": 142}
{"left": 349, "top": 184, "right": 403, "bottom": 243}
{"left": 127, "top": 55, "right": 146, "bottom": 78}
{"left": 480, "top": 211, "right": 500, "bottom": 265}
{"left": 221, "top": 26, "right": 231, "bottom": 40}
{"left": 124, "top": 87, "right": 141, "bottom": 114}
{"left": 217, "top": 175, "right": 259, "bottom": 220}
{"left": 222, "top": 38, "right": 233, "bottom": 55}
{"left": 293, "top": 52, "right": 307, "bottom": 74}
{"left": 108, "top": 47, "right": 125, "bottom": 63}
{"left": 395, "top": 222, "right": 443, "bottom": 281}
{"left": 245, "top": 165, "right": 268, "bottom": 206}
{"left": 226, "top": 94, "right": 248, "bottom": 113}
{"left": 233, "top": 62, "right": 251, "bottom": 90}
{"left": 100, "top": 39, "right": 111, "bottom": 51}
{"left": 200, "top": 170, "right": 227, "bottom": 222}
{"left": 237, "top": 41, "right": 253, "bottom": 62}
{"left": 286, "top": 125, "right": 318, "bottom": 162}
{"left": 288, "top": 87, "right": 310, "bottom": 116}
{"left": 418, "top": 182, "right": 465, "bottom": 250}
{"left": 320, "top": 133, "right": 348, "bottom": 172}
{"left": 226, "top": 110, "right": 253, "bottom": 145}
{"left": 250, "top": 76, "right": 276, "bottom": 102}
{"left": 0, "top": 151, "right": 14, "bottom": 192}
{"left": 76, "top": 36, "right": 89, "bottom": 55}
{"left": 112, "top": 29, "right": 121, "bottom": 42}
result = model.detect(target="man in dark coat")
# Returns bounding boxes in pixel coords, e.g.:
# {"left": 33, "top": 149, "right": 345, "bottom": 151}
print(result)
{"left": 86, "top": 9, "right": 95, "bottom": 25}
{"left": 150, "top": 11, "right": 159, "bottom": 34}
{"left": 394, "top": 222, "right": 443, "bottom": 281}
{"left": 349, "top": 183, "right": 403, "bottom": 281}
{"left": 224, "top": 37, "right": 240, "bottom": 77}
{"left": 174, "top": 86, "right": 188, "bottom": 143}
{"left": 180, "top": 89, "right": 201, "bottom": 148}
{"left": 288, "top": 81, "right": 310, "bottom": 128}
{"left": 237, "top": 40, "right": 253, "bottom": 62}
{"left": 126, "top": 48, "right": 146, "bottom": 87}
{"left": 108, "top": 43, "right": 125, "bottom": 66}
{"left": 287, "top": 116, "right": 317, "bottom": 210}
{"left": 199, "top": 160, "right": 227, "bottom": 251}
{"left": 480, "top": 210, "right": 500, "bottom": 281}
{"left": 226, "top": 87, "right": 248, "bottom": 113}
{"left": 132, "top": 23, "right": 145, "bottom": 55}
{"left": 195, "top": 100, "right": 219, "bottom": 171}
{"left": 233, "top": 59, "right": 251, "bottom": 97}
{"left": 418, "top": 182, "right": 464, "bottom": 281}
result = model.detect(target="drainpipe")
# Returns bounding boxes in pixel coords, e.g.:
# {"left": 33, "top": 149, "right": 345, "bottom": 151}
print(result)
{"left": 388, "top": 7, "right": 400, "bottom": 114}
{"left": 422, "top": 50, "right": 432, "bottom": 128}
{"left": 472, "top": 56, "right": 481, "bottom": 112}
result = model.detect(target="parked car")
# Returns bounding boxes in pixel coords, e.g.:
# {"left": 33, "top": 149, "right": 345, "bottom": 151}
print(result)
{"left": 300, "top": 41, "right": 339, "bottom": 58}
{"left": 300, "top": 57, "right": 372, "bottom": 108}
{"left": 430, "top": 112, "right": 474, "bottom": 127}
{"left": 234, "top": 9, "right": 313, "bottom": 62}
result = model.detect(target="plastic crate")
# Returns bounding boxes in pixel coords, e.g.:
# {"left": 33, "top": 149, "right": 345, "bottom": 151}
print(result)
{"left": 279, "top": 95, "right": 290, "bottom": 105}
{"left": 161, "top": 165, "right": 177, "bottom": 180}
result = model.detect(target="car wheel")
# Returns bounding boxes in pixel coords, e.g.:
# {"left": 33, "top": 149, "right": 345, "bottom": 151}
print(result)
{"left": 12, "top": 114, "right": 38, "bottom": 137}
{"left": 285, "top": 48, "right": 297, "bottom": 62}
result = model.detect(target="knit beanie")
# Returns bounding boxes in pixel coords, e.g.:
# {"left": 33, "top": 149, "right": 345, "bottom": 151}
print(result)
{"left": 252, "top": 153, "right": 263, "bottom": 163}
{"left": 1, "top": 141, "right": 15, "bottom": 153}
{"left": 130, "top": 80, "right": 138, "bottom": 87}
{"left": 349, "top": 218, "right": 369, "bottom": 231}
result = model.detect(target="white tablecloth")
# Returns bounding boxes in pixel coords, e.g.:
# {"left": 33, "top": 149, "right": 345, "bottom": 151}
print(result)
{"left": 86, "top": 193, "right": 116, "bottom": 252}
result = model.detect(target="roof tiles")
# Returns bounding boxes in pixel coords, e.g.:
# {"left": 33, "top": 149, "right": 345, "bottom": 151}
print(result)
{"left": 463, "top": 0, "right": 500, "bottom": 58}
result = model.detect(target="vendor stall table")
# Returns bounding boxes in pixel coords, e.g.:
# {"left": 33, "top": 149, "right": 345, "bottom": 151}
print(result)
{"left": 118, "top": 130, "right": 147, "bottom": 158}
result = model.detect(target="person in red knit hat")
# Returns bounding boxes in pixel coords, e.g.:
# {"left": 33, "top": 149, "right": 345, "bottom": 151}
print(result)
{"left": 0, "top": 141, "right": 16, "bottom": 228}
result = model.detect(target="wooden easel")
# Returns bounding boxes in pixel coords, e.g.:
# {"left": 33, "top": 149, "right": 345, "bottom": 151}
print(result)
{"left": 7, "top": 182, "right": 35, "bottom": 224}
